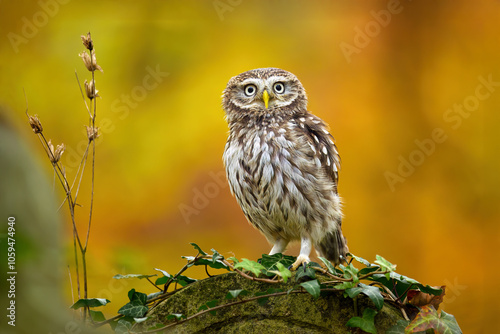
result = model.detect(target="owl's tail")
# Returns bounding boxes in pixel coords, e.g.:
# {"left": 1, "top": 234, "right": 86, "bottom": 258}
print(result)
{"left": 315, "top": 228, "right": 349, "bottom": 266}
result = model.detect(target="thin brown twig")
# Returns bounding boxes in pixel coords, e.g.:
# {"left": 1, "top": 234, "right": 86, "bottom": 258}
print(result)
{"left": 313, "top": 266, "right": 350, "bottom": 282}
{"left": 147, "top": 277, "right": 163, "bottom": 291}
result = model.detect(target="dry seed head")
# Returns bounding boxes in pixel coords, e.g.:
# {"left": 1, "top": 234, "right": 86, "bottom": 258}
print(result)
{"left": 28, "top": 114, "right": 43, "bottom": 133}
{"left": 84, "top": 79, "right": 99, "bottom": 100}
{"left": 54, "top": 143, "right": 65, "bottom": 163}
{"left": 81, "top": 32, "right": 93, "bottom": 51}
{"left": 47, "top": 140, "right": 65, "bottom": 163}
{"left": 85, "top": 125, "right": 99, "bottom": 142}
{"left": 79, "top": 50, "right": 103, "bottom": 73}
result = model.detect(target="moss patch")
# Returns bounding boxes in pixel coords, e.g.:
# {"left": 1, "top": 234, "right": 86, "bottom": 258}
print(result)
{"left": 134, "top": 272, "right": 403, "bottom": 333}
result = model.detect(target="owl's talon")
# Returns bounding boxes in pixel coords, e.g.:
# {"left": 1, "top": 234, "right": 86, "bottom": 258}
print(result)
{"left": 290, "top": 254, "right": 310, "bottom": 271}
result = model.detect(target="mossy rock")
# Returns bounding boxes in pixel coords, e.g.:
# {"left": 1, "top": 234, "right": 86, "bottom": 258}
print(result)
{"left": 134, "top": 272, "right": 404, "bottom": 333}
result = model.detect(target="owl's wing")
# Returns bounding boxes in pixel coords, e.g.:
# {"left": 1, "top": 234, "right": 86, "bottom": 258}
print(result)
{"left": 296, "top": 114, "right": 341, "bottom": 190}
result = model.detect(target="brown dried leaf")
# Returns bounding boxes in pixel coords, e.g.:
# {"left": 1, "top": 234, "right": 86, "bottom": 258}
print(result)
{"left": 407, "top": 285, "right": 446, "bottom": 310}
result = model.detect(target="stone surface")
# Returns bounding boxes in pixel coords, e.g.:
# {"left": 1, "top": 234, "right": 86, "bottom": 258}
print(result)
{"left": 134, "top": 272, "right": 404, "bottom": 333}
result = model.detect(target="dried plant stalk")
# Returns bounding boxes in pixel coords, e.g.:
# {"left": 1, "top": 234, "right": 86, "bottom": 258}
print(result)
{"left": 25, "top": 31, "right": 103, "bottom": 324}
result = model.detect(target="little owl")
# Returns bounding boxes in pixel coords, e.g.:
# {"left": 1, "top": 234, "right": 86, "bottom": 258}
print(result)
{"left": 222, "top": 68, "right": 348, "bottom": 269}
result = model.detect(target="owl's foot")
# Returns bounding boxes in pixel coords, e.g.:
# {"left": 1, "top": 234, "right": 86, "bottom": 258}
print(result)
{"left": 290, "top": 254, "right": 310, "bottom": 271}
{"left": 289, "top": 235, "right": 312, "bottom": 270}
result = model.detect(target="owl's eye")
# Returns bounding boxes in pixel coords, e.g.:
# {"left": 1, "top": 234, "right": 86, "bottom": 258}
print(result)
{"left": 244, "top": 84, "right": 257, "bottom": 97}
{"left": 273, "top": 82, "right": 285, "bottom": 94}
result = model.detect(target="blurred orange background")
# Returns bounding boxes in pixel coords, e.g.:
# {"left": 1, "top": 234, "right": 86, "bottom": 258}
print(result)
{"left": 0, "top": 1, "right": 498, "bottom": 332}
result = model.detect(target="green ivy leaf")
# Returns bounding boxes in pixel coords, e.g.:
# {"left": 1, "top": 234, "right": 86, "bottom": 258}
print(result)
{"left": 346, "top": 308, "right": 378, "bottom": 334}
{"left": 228, "top": 256, "right": 239, "bottom": 264}
{"left": 266, "top": 262, "right": 292, "bottom": 282}
{"left": 114, "top": 318, "right": 132, "bottom": 334}
{"left": 300, "top": 279, "right": 321, "bottom": 299}
{"left": 334, "top": 281, "right": 357, "bottom": 290}
{"left": 211, "top": 248, "right": 223, "bottom": 263}
{"left": 369, "top": 272, "right": 442, "bottom": 301}
{"left": 359, "top": 283, "right": 384, "bottom": 310}
{"left": 181, "top": 255, "right": 229, "bottom": 270}
{"left": 70, "top": 298, "right": 110, "bottom": 309}
{"left": 269, "top": 262, "right": 292, "bottom": 283}
{"left": 350, "top": 253, "right": 373, "bottom": 267}
{"left": 118, "top": 300, "right": 148, "bottom": 318}
{"left": 117, "top": 289, "right": 149, "bottom": 318}
{"left": 154, "top": 268, "right": 171, "bottom": 278}
{"left": 155, "top": 276, "right": 170, "bottom": 285}
{"left": 113, "top": 274, "right": 157, "bottom": 280}
{"left": 358, "top": 266, "right": 381, "bottom": 276}
{"left": 198, "top": 300, "right": 219, "bottom": 316}
{"left": 176, "top": 274, "right": 198, "bottom": 287}
{"left": 318, "top": 256, "right": 343, "bottom": 275}
{"left": 128, "top": 289, "right": 147, "bottom": 304}
{"left": 345, "top": 287, "right": 363, "bottom": 298}
{"left": 225, "top": 289, "right": 249, "bottom": 300}
{"left": 196, "top": 257, "right": 230, "bottom": 270}
{"left": 190, "top": 242, "right": 207, "bottom": 255}
{"left": 295, "top": 266, "right": 316, "bottom": 281}
{"left": 374, "top": 255, "right": 397, "bottom": 279}
{"left": 181, "top": 255, "right": 196, "bottom": 262}
{"left": 89, "top": 310, "right": 106, "bottom": 322}
{"left": 341, "top": 263, "right": 359, "bottom": 283}
{"left": 234, "top": 258, "right": 266, "bottom": 277}
{"left": 439, "top": 311, "right": 463, "bottom": 333}
{"left": 259, "top": 253, "right": 295, "bottom": 272}
{"left": 307, "top": 261, "right": 322, "bottom": 268}
{"left": 345, "top": 284, "right": 383, "bottom": 307}
{"left": 154, "top": 269, "right": 198, "bottom": 287}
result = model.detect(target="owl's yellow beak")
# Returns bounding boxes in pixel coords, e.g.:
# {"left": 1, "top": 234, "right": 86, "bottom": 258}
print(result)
{"left": 262, "top": 90, "right": 270, "bottom": 109}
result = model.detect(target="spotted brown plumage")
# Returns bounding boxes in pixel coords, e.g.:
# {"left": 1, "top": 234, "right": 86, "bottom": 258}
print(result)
{"left": 222, "top": 68, "right": 348, "bottom": 269}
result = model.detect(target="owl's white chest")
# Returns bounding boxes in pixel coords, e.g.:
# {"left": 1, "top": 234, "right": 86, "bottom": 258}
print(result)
{"left": 223, "top": 121, "right": 311, "bottom": 238}
{"left": 224, "top": 124, "right": 293, "bottom": 196}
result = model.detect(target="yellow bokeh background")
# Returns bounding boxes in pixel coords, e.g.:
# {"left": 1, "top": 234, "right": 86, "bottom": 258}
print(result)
{"left": 1, "top": 1, "right": 498, "bottom": 332}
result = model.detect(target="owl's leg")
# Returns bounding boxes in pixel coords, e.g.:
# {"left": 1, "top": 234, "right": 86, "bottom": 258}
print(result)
{"left": 269, "top": 238, "right": 289, "bottom": 255}
{"left": 290, "top": 235, "right": 312, "bottom": 270}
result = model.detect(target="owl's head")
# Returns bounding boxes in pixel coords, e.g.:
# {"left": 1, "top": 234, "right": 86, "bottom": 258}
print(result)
{"left": 222, "top": 68, "right": 308, "bottom": 119}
